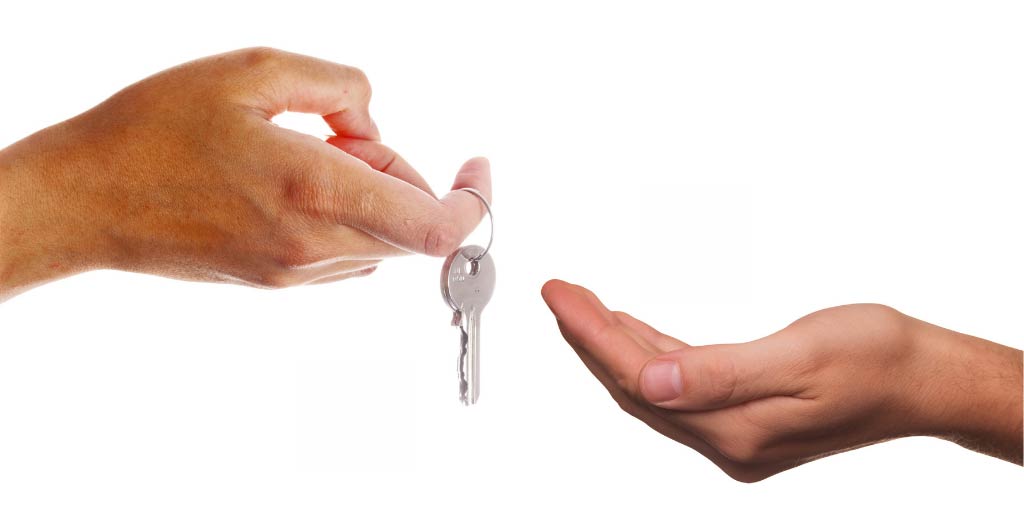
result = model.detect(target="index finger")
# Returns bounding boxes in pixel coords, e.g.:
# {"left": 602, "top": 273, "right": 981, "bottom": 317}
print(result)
{"left": 326, "top": 136, "right": 436, "bottom": 196}
{"left": 232, "top": 47, "right": 380, "bottom": 140}
{"left": 541, "top": 279, "right": 655, "bottom": 398}
{"left": 319, "top": 151, "right": 492, "bottom": 257}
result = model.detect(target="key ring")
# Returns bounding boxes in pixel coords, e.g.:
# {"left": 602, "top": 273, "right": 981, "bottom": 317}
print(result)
{"left": 458, "top": 188, "right": 493, "bottom": 262}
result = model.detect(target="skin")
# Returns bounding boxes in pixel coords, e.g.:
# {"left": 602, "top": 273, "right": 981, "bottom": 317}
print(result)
{"left": 541, "top": 279, "right": 1023, "bottom": 482}
{"left": 0, "top": 48, "right": 491, "bottom": 302}
{"left": 2, "top": 48, "right": 1020, "bottom": 483}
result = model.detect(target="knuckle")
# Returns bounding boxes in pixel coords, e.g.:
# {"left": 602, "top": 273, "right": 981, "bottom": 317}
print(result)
{"left": 281, "top": 175, "right": 309, "bottom": 210}
{"left": 612, "top": 372, "right": 639, "bottom": 400}
{"left": 615, "top": 396, "right": 643, "bottom": 418}
{"left": 700, "top": 352, "right": 739, "bottom": 406}
{"left": 710, "top": 424, "right": 773, "bottom": 466}
{"left": 238, "top": 46, "right": 284, "bottom": 68}
{"left": 422, "top": 222, "right": 459, "bottom": 257}
{"left": 281, "top": 171, "right": 338, "bottom": 222}
{"left": 722, "top": 467, "right": 770, "bottom": 484}
{"left": 590, "top": 324, "right": 644, "bottom": 400}
{"left": 865, "top": 303, "right": 902, "bottom": 317}
{"left": 592, "top": 321, "right": 625, "bottom": 346}
{"left": 347, "top": 65, "right": 370, "bottom": 87}
{"left": 714, "top": 436, "right": 764, "bottom": 465}
{"left": 605, "top": 386, "right": 643, "bottom": 417}
{"left": 272, "top": 236, "right": 318, "bottom": 270}
{"left": 861, "top": 303, "right": 908, "bottom": 332}
{"left": 342, "top": 65, "right": 372, "bottom": 97}
{"left": 251, "top": 269, "right": 295, "bottom": 290}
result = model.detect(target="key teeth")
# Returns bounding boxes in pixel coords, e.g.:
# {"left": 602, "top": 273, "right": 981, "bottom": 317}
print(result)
{"left": 451, "top": 310, "right": 463, "bottom": 327}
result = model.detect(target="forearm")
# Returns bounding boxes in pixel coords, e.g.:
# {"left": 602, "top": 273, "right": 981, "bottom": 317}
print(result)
{"left": 912, "top": 318, "right": 1023, "bottom": 464}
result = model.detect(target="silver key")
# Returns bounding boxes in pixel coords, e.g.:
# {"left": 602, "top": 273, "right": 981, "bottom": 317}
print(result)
{"left": 441, "top": 245, "right": 495, "bottom": 405}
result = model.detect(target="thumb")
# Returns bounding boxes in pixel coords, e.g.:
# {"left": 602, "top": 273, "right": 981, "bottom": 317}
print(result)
{"left": 639, "top": 340, "right": 804, "bottom": 411}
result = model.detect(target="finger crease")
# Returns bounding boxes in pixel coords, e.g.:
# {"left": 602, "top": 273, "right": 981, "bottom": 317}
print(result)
{"left": 380, "top": 152, "right": 399, "bottom": 174}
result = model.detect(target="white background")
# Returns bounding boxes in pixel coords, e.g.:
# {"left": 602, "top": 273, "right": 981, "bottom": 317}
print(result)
{"left": 1, "top": 1, "right": 1021, "bottom": 510}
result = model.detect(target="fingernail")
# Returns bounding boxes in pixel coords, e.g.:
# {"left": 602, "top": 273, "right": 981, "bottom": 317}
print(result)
{"left": 642, "top": 360, "right": 682, "bottom": 403}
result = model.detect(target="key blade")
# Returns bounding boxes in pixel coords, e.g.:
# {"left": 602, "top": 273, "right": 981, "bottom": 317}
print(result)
{"left": 457, "top": 322, "right": 470, "bottom": 405}
{"left": 463, "top": 307, "right": 481, "bottom": 405}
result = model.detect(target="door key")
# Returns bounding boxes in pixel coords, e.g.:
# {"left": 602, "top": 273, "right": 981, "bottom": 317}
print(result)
{"left": 441, "top": 246, "right": 495, "bottom": 405}
{"left": 439, "top": 188, "right": 494, "bottom": 405}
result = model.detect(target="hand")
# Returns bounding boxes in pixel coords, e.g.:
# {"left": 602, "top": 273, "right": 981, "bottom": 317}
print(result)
{"left": 0, "top": 48, "right": 491, "bottom": 301}
{"left": 541, "top": 279, "right": 1023, "bottom": 482}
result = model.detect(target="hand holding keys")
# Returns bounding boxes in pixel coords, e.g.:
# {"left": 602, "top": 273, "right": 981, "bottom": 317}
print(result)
{"left": 440, "top": 189, "right": 495, "bottom": 406}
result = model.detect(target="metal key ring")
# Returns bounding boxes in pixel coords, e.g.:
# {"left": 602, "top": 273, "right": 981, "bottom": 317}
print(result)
{"left": 457, "top": 188, "right": 493, "bottom": 262}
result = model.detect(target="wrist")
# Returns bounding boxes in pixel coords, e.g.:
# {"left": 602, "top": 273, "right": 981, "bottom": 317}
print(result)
{"left": 909, "top": 318, "right": 1023, "bottom": 463}
{"left": 0, "top": 128, "right": 104, "bottom": 301}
